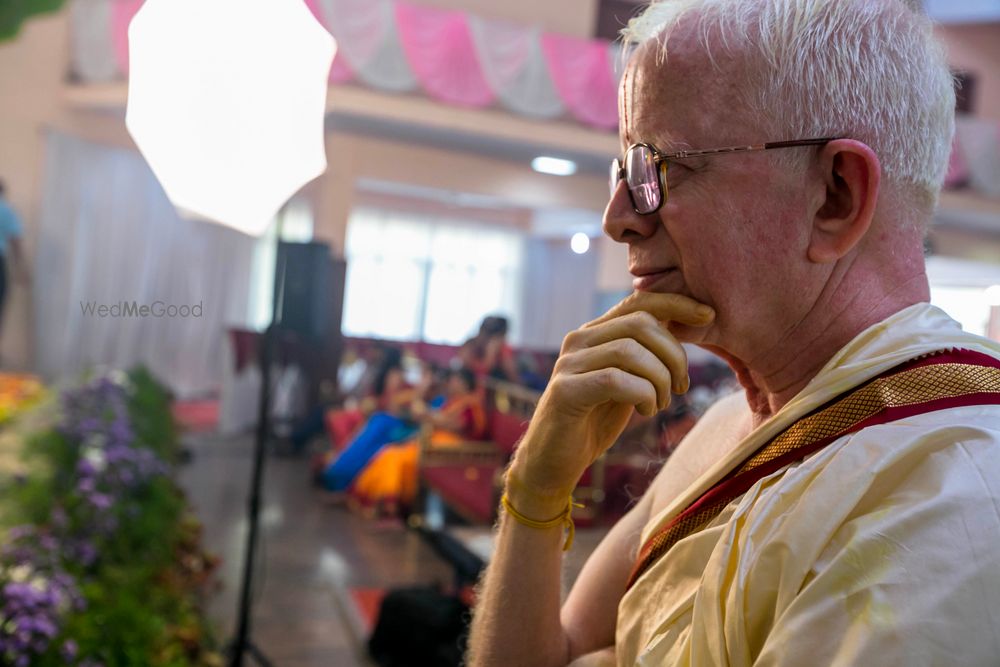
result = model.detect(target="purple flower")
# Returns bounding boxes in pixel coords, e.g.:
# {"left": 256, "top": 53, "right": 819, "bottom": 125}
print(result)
{"left": 87, "top": 492, "right": 113, "bottom": 511}
{"left": 38, "top": 535, "right": 57, "bottom": 553}
{"left": 74, "top": 541, "right": 98, "bottom": 568}
{"left": 6, "top": 526, "right": 32, "bottom": 542}
{"left": 76, "top": 459, "right": 97, "bottom": 477}
{"left": 61, "top": 639, "right": 78, "bottom": 661}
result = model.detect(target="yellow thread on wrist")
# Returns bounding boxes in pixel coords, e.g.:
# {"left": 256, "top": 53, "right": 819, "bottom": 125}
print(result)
{"left": 501, "top": 492, "right": 583, "bottom": 551}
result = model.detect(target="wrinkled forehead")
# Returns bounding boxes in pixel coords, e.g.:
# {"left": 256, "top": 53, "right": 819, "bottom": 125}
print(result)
{"left": 618, "top": 36, "right": 748, "bottom": 154}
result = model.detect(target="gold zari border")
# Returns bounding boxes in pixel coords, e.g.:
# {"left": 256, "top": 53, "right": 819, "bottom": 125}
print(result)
{"left": 629, "top": 362, "right": 1000, "bottom": 589}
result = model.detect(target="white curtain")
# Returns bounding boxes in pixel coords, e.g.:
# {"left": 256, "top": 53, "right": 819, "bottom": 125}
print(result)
{"left": 34, "top": 132, "right": 257, "bottom": 397}
{"left": 519, "top": 237, "right": 598, "bottom": 349}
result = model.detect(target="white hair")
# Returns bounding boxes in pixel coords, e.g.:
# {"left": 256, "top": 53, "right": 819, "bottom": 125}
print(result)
{"left": 623, "top": 0, "right": 955, "bottom": 212}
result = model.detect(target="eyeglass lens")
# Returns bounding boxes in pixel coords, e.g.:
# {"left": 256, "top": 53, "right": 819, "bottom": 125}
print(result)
{"left": 609, "top": 159, "right": 621, "bottom": 200}
{"left": 625, "top": 145, "right": 661, "bottom": 214}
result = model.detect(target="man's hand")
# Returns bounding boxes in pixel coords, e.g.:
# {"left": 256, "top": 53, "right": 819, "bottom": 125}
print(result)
{"left": 507, "top": 292, "right": 714, "bottom": 516}
{"left": 468, "top": 292, "right": 712, "bottom": 667}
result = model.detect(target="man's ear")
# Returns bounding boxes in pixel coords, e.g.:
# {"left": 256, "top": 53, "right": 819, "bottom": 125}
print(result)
{"left": 808, "top": 139, "right": 881, "bottom": 264}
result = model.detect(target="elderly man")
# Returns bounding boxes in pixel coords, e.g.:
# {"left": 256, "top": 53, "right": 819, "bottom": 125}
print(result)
{"left": 468, "top": 0, "right": 1000, "bottom": 665}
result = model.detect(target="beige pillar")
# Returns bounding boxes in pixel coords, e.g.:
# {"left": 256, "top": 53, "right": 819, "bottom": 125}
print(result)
{"left": 309, "top": 130, "right": 356, "bottom": 254}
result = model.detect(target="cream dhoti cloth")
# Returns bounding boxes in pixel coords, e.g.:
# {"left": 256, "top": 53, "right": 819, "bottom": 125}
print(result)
{"left": 616, "top": 303, "right": 1000, "bottom": 666}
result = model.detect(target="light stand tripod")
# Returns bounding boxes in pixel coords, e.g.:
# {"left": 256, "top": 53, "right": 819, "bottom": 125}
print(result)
{"left": 227, "top": 220, "right": 287, "bottom": 667}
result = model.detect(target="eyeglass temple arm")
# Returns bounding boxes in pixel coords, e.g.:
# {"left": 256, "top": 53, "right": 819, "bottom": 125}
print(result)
{"left": 664, "top": 137, "right": 840, "bottom": 160}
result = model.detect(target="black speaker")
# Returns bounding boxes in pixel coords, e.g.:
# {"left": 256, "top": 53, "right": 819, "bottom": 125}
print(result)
{"left": 275, "top": 241, "right": 343, "bottom": 340}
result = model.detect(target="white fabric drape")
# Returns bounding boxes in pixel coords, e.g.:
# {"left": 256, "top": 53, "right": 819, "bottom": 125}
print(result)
{"left": 468, "top": 17, "right": 565, "bottom": 119}
{"left": 316, "top": 0, "right": 419, "bottom": 92}
{"left": 34, "top": 132, "right": 257, "bottom": 397}
{"left": 70, "top": 0, "right": 118, "bottom": 82}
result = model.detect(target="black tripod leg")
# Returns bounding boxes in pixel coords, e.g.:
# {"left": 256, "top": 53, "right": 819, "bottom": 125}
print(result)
{"left": 245, "top": 641, "right": 277, "bottom": 667}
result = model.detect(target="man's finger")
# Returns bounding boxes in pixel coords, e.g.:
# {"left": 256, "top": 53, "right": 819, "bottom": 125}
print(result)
{"left": 585, "top": 291, "right": 715, "bottom": 329}
{"left": 562, "top": 367, "right": 659, "bottom": 417}
{"left": 567, "top": 319, "right": 689, "bottom": 395}
{"left": 557, "top": 339, "right": 673, "bottom": 410}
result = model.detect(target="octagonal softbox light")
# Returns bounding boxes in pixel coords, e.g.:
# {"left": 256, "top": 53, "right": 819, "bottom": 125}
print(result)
{"left": 126, "top": 0, "right": 336, "bottom": 236}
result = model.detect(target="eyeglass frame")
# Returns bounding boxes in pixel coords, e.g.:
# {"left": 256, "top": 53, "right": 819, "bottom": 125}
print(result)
{"left": 610, "top": 137, "right": 841, "bottom": 215}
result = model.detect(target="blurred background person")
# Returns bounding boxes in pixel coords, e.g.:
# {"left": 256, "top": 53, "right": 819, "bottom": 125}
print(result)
{"left": 0, "top": 179, "right": 26, "bottom": 350}
{"left": 458, "top": 315, "right": 520, "bottom": 383}
{"left": 350, "top": 366, "right": 485, "bottom": 519}
{"left": 317, "top": 346, "right": 436, "bottom": 493}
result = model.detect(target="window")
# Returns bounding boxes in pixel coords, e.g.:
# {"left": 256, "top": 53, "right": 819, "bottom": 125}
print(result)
{"left": 342, "top": 207, "right": 524, "bottom": 345}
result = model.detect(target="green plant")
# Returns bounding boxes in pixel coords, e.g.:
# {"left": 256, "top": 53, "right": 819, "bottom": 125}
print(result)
{"left": 0, "top": 0, "right": 67, "bottom": 42}
{"left": 0, "top": 367, "right": 222, "bottom": 666}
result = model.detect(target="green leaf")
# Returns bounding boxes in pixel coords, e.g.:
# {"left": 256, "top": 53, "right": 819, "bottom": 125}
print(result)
{"left": 0, "top": 0, "right": 68, "bottom": 42}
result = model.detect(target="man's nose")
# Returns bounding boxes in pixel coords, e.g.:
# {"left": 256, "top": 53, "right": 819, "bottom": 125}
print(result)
{"left": 603, "top": 180, "right": 659, "bottom": 243}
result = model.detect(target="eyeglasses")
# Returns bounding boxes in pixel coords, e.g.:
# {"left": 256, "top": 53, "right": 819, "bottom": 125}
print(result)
{"left": 610, "top": 137, "right": 839, "bottom": 215}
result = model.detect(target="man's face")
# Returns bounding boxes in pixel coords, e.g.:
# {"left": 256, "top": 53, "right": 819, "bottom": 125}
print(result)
{"left": 604, "top": 41, "right": 820, "bottom": 357}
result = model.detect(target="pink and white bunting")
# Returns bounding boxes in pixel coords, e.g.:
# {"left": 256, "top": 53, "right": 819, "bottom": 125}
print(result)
{"left": 540, "top": 33, "right": 619, "bottom": 129}
{"left": 467, "top": 16, "right": 565, "bottom": 119}
{"left": 71, "top": 0, "right": 625, "bottom": 131}
{"left": 110, "top": 0, "right": 143, "bottom": 74}
{"left": 396, "top": 2, "right": 495, "bottom": 108}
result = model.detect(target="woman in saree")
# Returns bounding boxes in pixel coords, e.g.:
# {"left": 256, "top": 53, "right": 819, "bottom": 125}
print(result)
{"left": 350, "top": 367, "right": 485, "bottom": 517}
{"left": 317, "top": 349, "right": 434, "bottom": 491}
{"left": 459, "top": 316, "right": 520, "bottom": 384}
{"left": 323, "top": 345, "right": 406, "bottom": 452}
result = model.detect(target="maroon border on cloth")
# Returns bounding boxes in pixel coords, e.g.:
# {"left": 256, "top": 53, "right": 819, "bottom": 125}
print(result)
{"left": 626, "top": 348, "right": 1000, "bottom": 591}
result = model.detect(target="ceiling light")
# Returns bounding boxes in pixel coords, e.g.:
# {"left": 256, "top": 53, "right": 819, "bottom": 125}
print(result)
{"left": 126, "top": 0, "right": 336, "bottom": 236}
{"left": 571, "top": 232, "right": 590, "bottom": 254}
{"left": 532, "top": 156, "right": 578, "bottom": 176}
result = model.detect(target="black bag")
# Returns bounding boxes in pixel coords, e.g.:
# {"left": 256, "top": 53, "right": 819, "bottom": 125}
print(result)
{"left": 368, "top": 586, "right": 470, "bottom": 667}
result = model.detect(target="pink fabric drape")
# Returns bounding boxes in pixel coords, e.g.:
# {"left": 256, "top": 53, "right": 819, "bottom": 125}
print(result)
{"left": 395, "top": 2, "right": 495, "bottom": 109}
{"left": 303, "top": 0, "right": 324, "bottom": 25}
{"left": 541, "top": 33, "right": 619, "bottom": 130}
{"left": 111, "top": 0, "right": 145, "bottom": 74}
{"left": 327, "top": 52, "right": 355, "bottom": 84}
